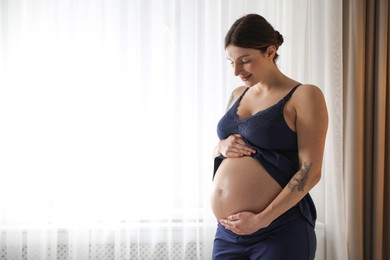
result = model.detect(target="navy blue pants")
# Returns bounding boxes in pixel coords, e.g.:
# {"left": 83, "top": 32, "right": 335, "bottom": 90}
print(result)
{"left": 212, "top": 207, "right": 316, "bottom": 260}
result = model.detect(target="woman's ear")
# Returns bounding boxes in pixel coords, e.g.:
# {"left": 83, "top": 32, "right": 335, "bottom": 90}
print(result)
{"left": 267, "top": 45, "right": 277, "bottom": 59}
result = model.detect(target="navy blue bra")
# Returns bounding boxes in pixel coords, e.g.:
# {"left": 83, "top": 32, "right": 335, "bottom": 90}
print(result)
{"left": 214, "top": 84, "right": 317, "bottom": 227}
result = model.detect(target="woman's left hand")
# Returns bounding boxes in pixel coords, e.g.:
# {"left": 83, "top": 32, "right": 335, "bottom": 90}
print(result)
{"left": 219, "top": 211, "right": 269, "bottom": 235}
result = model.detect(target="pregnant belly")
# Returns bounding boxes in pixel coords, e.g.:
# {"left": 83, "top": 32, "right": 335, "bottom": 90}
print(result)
{"left": 210, "top": 156, "right": 282, "bottom": 220}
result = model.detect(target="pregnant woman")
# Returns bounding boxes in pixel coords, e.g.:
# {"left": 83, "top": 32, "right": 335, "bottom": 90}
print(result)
{"left": 210, "top": 14, "right": 328, "bottom": 260}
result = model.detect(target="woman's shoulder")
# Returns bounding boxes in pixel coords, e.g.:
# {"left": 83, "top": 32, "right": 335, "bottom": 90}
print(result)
{"left": 293, "top": 84, "right": 327, "bottom": 117}
{"left": 232, "top": 85, "right": 248, "bottom": 97}
{"left": 294, "top": 84, "right": 325, "bottom": 102}
{"left": 226, "top": 85, "right": 247, "bottom": 110}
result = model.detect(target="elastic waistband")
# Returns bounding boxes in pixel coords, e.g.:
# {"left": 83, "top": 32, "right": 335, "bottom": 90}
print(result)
{"left": 218, "top": 206, "right": 301, "bottom": 238}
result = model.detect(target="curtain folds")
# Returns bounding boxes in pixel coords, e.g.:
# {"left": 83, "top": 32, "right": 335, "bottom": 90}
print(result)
{"left": 323, "top": 0, "right": 348, "bottom": 259}
{"left": 343, "top": 0, "right": 390, "bottom": 259}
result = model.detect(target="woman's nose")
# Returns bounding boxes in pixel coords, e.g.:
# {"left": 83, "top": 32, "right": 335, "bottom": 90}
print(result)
{"left": 233, "top": 64, "right": 241, "bottom": 76}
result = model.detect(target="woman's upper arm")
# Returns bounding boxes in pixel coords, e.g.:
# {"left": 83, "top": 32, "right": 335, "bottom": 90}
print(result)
{"left": 295, "top": 85, "right": 328, "bottom": 178}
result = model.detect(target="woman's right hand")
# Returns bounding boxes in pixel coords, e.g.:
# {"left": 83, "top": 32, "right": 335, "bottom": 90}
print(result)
{"left": 218, "top": 134, "right": 256, "bottom": 158}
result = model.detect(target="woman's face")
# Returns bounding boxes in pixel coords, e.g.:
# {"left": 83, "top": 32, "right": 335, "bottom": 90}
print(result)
{"left": 225, "top": 45, "right": 272, "bottom": 87}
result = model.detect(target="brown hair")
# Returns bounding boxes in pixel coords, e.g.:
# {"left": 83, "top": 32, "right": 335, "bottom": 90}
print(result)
{"left": 224, "top": 14, "right": 284, "bottom": 62}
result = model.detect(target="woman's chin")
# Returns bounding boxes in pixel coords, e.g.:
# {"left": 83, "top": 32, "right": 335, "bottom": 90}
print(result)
{"left": 244, "top": 81, "right": 256, "bottom": 87}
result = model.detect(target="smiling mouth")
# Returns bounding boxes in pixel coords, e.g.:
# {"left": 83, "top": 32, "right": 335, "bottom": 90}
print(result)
{"left": 240, "top": 74, "right": 252, "bottom": 81}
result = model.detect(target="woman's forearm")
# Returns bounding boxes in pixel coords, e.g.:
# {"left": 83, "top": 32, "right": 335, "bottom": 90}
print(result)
{"left": 257, "top": 161, "right": 321, "bottom": 227}
{"left": 212, "top": 141, "right": 222, "bottom": 158}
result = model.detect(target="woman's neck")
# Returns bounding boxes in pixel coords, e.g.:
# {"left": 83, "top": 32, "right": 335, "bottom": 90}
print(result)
{"left": 253, "top": 68, "right": 294, "bottom": 92}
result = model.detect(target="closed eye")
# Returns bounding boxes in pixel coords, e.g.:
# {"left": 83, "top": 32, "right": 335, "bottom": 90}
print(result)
{"left": 229, "top": 60, "right": 250, "bottom": 66}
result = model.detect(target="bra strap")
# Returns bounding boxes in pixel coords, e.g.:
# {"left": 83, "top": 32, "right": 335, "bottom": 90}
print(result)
{"left": 239, "top": 87, "right": 250, "bottom": 100}
{"left": 283, "top": 84, "right": 302, "bottom": 102}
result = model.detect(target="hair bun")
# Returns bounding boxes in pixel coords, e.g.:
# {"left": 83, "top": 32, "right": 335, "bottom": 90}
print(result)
{"left": 275, "top": 30, "right": 284, "bottom": 47}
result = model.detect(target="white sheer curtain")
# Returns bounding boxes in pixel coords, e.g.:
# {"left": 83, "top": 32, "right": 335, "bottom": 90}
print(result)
{"left": 0, "top": 0, "right": 345, "bottom": 259}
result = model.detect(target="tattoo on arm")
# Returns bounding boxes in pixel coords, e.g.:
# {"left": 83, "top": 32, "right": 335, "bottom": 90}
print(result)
{"left": 226, "top": 92, "right": 234, "bottom": 110}
{"left": 288, "top": 162, "right": 312, "bottom": 192}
